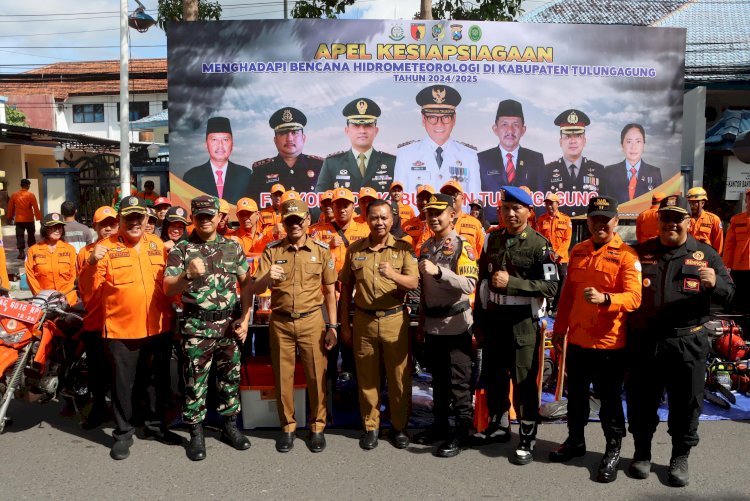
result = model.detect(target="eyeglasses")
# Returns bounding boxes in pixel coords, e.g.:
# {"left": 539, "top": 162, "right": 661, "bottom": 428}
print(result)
{"left": 423, "top": 114, "right": 454, "bottom": 125}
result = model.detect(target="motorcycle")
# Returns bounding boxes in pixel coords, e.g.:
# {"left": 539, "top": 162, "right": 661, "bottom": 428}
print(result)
{"left": 0, "top": 289, "right": 85, "bottom": 433}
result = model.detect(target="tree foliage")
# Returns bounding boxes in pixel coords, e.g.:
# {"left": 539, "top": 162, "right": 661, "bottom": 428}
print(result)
{"left": 292, "top": 0, "right": 523, "bottom": 20}
{"left": 292, "top": 0, "right": 356, "bottom": 19}
{"left": 157, "top": 0, "right": 222, "bottom": 32}
{"left": 6, "top": 106, "right": 26, "bottom": 126}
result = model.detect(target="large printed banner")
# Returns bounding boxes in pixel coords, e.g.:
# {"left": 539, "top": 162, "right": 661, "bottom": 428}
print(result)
{"left": 167, "top": 20, "right": 686, "bottom": 221}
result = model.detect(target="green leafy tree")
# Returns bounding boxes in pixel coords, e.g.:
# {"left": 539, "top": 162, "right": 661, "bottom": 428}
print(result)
{"left": 292, "top": 0, "right": 523, "bottom": 20}
{"left": 157, "top": 0, "right": 222, "bottom": 32}
{"left": 6, "top": 106, "right": 26, "bottom": 126}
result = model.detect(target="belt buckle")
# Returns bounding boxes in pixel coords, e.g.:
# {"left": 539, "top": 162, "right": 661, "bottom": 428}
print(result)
{"left": 291, "top": 312, "right": 301, "bottom": 319}
{"left": 375, "top": 310, "right": 385, "bottom": 318}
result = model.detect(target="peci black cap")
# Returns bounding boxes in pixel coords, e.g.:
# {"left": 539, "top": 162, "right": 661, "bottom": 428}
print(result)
{"left": 587, "top": 196, "right": 619, "bottom": 218}
{"left": 416, "top": 85, "right": 462, "bottom": 115}
{"left": 206, "top": 116, "right": 232, "bottom": 137}
{"left": 658, "top": 195, "right": 690, "bottom": 215}
{"left": 119, "top": 196, "right": 148, "bottom": 215}
{"left": 342, "top": 98, "right": 381, "bottom": 125}
{"left": 554, "top": 109, "right": 591, "bottom": 134}
{"left": 269, "top": 107, "right": 307, "bottom": 132}
{"left": 495, "top": 99, "right": 524, "bottom": 122}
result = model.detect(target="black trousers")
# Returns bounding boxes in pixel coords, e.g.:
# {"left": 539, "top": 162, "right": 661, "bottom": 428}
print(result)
{"left": 105, "top": 333, "right": 172, "bottom": 441}
{"left": 426, "top": 332, "right": 473, "bottom": 429}
{"left": 481, "top": 305, "right": 540, "bottom": 425}
{"left": 15, "top": 221, "right": 35, "bottom": 251}
{"left": 81, "top": 330, "right": 111, "bottom": 408}
{"left": 626, "top": 327, "right": 709, "bottom": 449}
{"left": 565, "top": 343, "right": 626, "bottom": 441}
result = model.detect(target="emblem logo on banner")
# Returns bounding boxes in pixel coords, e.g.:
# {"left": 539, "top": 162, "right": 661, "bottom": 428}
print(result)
{"left": 411, "top": 23, "right": 426, "bottom": 41}
{"left": 389, "top": 24, "right": 404, "bottom": 41}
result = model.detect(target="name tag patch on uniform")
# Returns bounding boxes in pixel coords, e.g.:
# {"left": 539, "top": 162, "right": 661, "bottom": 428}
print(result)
{"left": 354, "top": 256, "right": 367, "bottom": 261}
{"left": 683, "top": 278, "right": 700, "bottom": 292}
{"left": 684, "top": 258, "right": 707, "bottom": 267}
{"left": 274, "top": 260, "right": 288, "bottom": 264}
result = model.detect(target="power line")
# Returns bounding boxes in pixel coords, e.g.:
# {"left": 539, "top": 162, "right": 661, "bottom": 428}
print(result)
{"left": 0, "top": 45, "right": 166, "bottom": 49}
{"left": 0, "top": 28, "right": 118, "bottom": 38}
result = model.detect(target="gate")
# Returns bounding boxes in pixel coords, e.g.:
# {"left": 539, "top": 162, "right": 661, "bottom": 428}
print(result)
{"left": 76, "top": 154, "right": 121, "bottom": 225}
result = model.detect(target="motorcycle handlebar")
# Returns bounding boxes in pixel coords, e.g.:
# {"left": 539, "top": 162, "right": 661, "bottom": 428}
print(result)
{"left": 51, "top": 308, "right": 84, "bottom": 322}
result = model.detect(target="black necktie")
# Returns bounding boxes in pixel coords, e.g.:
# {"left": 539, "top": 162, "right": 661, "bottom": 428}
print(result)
{"left": 436, "top": 146, "right": 443, "bottom": 167}
{"left": 570, "top": 165, "right": 577, "bottom": 178}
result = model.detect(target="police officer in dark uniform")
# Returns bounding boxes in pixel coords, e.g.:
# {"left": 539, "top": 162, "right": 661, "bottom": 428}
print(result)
{"left": 532, "top": 109, "right": 604, "bottom": 217}
{"left": 315, "top": 98, "right": 396, "bottom": 193}
{"left": 472, "top": 186, "right": 559, "bottom": 465}
{"left": 248, "top": 107, "right": 323, "bottom": 201}
{"left": 626, "top": 195, "right": 734, "bottom": 487}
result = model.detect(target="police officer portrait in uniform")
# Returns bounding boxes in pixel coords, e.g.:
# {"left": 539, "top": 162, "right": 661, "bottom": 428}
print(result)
{"left": 249, "top": 107, "right": 323, "bottom": 201}
{"left": 394, "top": 85, "right": 480, "bottom": 198}
{"left": 413, "top": 193, "right": 478, "bottom": 458}
{"left": 549, "top": 196, "right": 642, "bottom": 483}
{"left": 182, "top": 117, "right": 252, "bottom": 205}
{"left": 339, "top": 199, "right": 419, "bottom": 451}
{"left": 626, "top": 195, "right": 734, "bottom": 487}
{"left": 478, "top": 99, "right": 545, "bottom": 223}
{"left": 251, "top": 199, "right": 338, "bottom": 454}
{"left": 535, "top": 109, "right": 604, "bottom": 217}
{"left": 601, "top": 123, "right": 662, "bottom": 202}
{"left": 163, "top": 195, "right": 252, "bottom": 461}
{"left": 472, "top": 186, "right": 559, "bottom": 465}
{"left": 315, "top": 98, "right": 396, "bottom": 194}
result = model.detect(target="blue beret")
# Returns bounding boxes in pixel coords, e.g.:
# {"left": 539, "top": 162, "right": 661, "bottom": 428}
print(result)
{"left": 500, "top": 186, "right": 533, "bottom": 207}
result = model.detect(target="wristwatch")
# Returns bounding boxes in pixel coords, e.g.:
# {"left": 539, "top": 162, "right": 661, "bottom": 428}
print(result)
{"left": 326, "top": 323, "right": 340, "bottom": 332}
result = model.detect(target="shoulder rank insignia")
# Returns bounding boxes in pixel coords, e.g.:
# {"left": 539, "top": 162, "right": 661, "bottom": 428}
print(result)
{"left": 252, "top": 157, "right": 274, "bottom": 167}
{"left": 397, "top": 139, "right": 416, "bottom": 148}
{"left": 313, "top": 239, "right": 330, "bottom": 249}
{"left": 457, "top": 141, "right": 477, "bottom": 151}
{"left": 326, "top": 150, "right": 346, "bottom": 158}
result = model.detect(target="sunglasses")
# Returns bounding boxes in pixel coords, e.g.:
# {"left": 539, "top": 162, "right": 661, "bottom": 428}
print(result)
{"left": 423, "top": 114, "right": 454, "bottom": 125}
{"left": 659, "top": 213, "right": 689, "bottom": 224}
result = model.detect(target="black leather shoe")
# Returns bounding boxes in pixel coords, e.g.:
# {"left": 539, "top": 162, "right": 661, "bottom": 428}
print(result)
{"left": 436, "top": 437, "right": 462, "bottom": 458}
{"left": 596, "top": 438, "right": 622, "bottom": 483}
{"left": 187, "top": 424, "right": 206, "bottom": 461}
{"left": 110, "top": 438, "right": 133, "bottom": 460}
{"left": 414, "top": 427, "right": 446, "bottom": 445}
{"left": 220, "top": 416, "right": 251, "bottom": 451}
{"left": 389, "top": 429, "right": 410, "bottom": 449}
{"left": 471, "top": 421, "right": 510, "bottom": 446}
{"left": 276, "top": 432, "right": 295, "bottom": 453}
{"left": 309, "top": 432, "right": 326, "bottom": 453}
{"left": 549, "top": 439, "right": 586, "bottom": 463}
{"left": 143, "top": 427, "right": 183, "bottom": 446}
{"left": 359, "top": 430, "right": 379, "bottom": 450}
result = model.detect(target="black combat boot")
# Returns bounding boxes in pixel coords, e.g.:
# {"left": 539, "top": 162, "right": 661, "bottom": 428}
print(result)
{"left": 436, "top": 420, "right": 471, "bottom": 458}
{"left": 628, "top": 435, "right": 652, "bottom": 479}
{"left": 596, "top": 437, "right": 622, "bottom": 483}
{"left": 187, "top": 423, "right": 207, "bottom": 461}
{"left": 513, "top": 420, "right": 537, "bottom": 465}
{"left": 471, "top": 412, "right": 511, "bottom": 446}
{"left": 220, "top": 415, "right": 251, "bottom": 450}
{"left": 668, "top": 445, "right": 690, "bottom": 487}
{"left": 549, "top": 436, "right": 586, "bottom": 463}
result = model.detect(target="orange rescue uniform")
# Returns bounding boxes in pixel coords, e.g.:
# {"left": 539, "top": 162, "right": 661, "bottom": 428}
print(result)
{"left": 80, "top": 233, "right": 171, "bottom": 339}
{"left": 7, "top": 189, "right": 41, "bottom": 223}
{"left": 402, "top": 215, "right": 431, "bottom": 255}
{"left": 77, "top": 243, "right": 103, "bottom": 331}
{"left": 309, "top": 219, "right": 370, "bottom": 274}
{"left": 689, "top": 211, "right": 723, "bottom": 254}
{"left": 454, "top": 212, "right": 485, "bottom": 257}
{"left": 536, "top": 211, "right": 572, "bottom": 263}
{"left": 259, "top": 206, "right": 282, "bottom": 230}
{"left": 25, "top": 240, "right": 78, "bottom": 305}
{"left": 136, "top": 191, "right": 159, "bottom": 203}
{"left": 397, "top": 202, "right": 415, "bottom": 223}
{"left": 554, "top": 233, "right": 642, "bottom": 349}
{"left": 636, "top": 205, "right": 660, "bottom": 244}
{"left": 724, "top": 212, "right": 750, "bottom": 271}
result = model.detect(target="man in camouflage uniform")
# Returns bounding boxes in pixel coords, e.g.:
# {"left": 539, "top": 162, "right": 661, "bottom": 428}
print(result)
{"left": 164, "top": 195, "right": 252, "bottom": 461}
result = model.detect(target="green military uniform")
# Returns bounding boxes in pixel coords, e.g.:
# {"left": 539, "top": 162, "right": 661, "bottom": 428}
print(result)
{"left": 165, "top": 230, "right": 248, "bottom": 424}
{"left": 474, "top": 202, "right": 558, "bottom": 460}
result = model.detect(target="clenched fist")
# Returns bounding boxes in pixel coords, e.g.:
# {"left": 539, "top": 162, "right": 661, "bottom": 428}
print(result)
{"left": 269, "top": 264, "right": 287, "bottom": 282}
{"left": 186, "top": 256, "right": 207, "bottom": 280}
{"left": 87, "top": 244, "right": 108, "bottom": 266}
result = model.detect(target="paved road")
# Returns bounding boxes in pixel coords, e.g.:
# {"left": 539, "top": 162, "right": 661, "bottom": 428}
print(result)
{"left": 1, "top": 400, "right": 748, "bottom": 500}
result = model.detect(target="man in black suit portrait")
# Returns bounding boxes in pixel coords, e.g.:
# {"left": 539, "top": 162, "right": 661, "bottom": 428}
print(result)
{"left": 602, "top": 123, "right": 662, "bottom": 202}
{"left": 478, "top": 99, "right": 545, "bottom": 223}
{"left": 182, "top": 116, "right": 251, "bottom": 205}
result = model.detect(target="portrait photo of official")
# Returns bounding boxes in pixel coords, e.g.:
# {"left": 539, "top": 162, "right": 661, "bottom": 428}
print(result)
{"left": 602, "top": 123, "right": 663, "bottom": 202}
{"left": 182, "top": 116, "right": 252, "bottom": 205}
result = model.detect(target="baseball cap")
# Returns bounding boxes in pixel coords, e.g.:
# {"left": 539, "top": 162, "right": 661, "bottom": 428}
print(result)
{"left": 389, "top": 180, "right": 404, "bottom": 191}
{"left": 236, "top": 197, "right": 259, "bottom": 213}
{"left": 651, "top": 191, "right": 667, "bottom": 205}
{"left": 686, "top": 187, "right": 708, "bottom": 201}
{"left": 281, "top": 199, "right": 309, "bottom": 220}
{"left": 93, "top": 206, "right": 117, "bottom": 224}
{"left": 153, "top": 197, "right": 171, "bottom": 207}
{"left": 416, "top": 184, "right": 435, "bottom": 198}
{"left": 146, "top": 207, "right": 157, "bottom": 220}
{"left": 544, "top": 193, "right": 560, "bottom": 203}
{"left": 440, "top": 179, "right": 464, "bottom": 194}
{"left": 658, "top": 195, "right": 690, "bottom": 215}
{"left": 587, "top": 196, "right": 619, "bottom": 218}
{"left": 280, "top": 190, "right": 300, "bottom": 203}
{"left": 218, "top": 199, "right": 230, "bottom": 214}
{"left": 424, "top": 193, "right": 453, "bottom": 212}
{"left": 42, "top": 212, "right": 65, "bottom": 227}
{"left": 500, "top": 186, "right": 533, "bottom": 207}
{"left": 358, "top": 186, "right": 378, "bottom": 201}
{"left": 119, "top": 196, "right": 148, "bottom": 215}
{"left": 271, "top": 183, "right": 286, "bottom": 195}
{"left": 320, "top": 190, "right": 334, "bottom": 203}
{"left": 468, "top": 200, "right": 484, "bottom": 209}
{"left": 165, "top": 206, "right": 189, "bottom": 224}
{"left": 191, "top": 195, "right": 220, "bottom": 216}
{"left": 333, "top": 188, "right": 355, "bottom": 203}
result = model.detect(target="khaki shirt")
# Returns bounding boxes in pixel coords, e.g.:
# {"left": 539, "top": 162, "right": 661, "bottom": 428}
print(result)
{"left": 254, "top": 235, "right": 336, "bottom": 314}
{"left": 339, "top": 233, "right": 418, "bottom": 310}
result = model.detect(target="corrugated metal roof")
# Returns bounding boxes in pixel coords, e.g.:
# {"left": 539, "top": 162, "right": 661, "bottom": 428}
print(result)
{"left": 705, "top": 109, "right": 750, "bottom": 151}
{"left": 130, "top": 109, "right": 168, "bottom": 130}
{"left": 522, "top": 0, "right": 688, "bottom": 25}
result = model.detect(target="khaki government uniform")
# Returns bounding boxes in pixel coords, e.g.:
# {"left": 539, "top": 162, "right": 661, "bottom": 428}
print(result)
{"left": 254, "top": 235, "right": 337, "bottom": 433}
{"left": 339, "top": 233, "right": 418, "bottom": 432}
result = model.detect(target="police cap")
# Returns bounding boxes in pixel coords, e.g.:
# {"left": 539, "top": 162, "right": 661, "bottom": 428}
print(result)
{"left": 416, "top": 85, "right": 461, "bottom": 115}
{"left": 119, "top": 196, "right": 148, "bottom": 215}
{"left": 206, "top": 116, "right": 232, "bottom": 137}
{"left": 658, "top": 195, "right": 690, "bottom": 215}
{"left": 554, "top": 109, "right": 590, "bottom": 134}
{"left": 191, "top": 195, "right": 220, "bottom": 217}
{"left": 587, "top": 196, "right": 618, "bottom": 218}
{"left": 269, "top": 107, "right": 307, "bottom": 132}
{"left": 500, "top": 186, "right": 532, "bottom": 207}
{"left": 424, "top": 193, "right": 454, "bottom": 212}
{"left": 343, "top": 98, "right": 381, "bottom": 125}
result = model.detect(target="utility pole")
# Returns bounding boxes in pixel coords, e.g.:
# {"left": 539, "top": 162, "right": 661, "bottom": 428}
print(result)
{"left": 420, "top": 0, "right": 433, "bottom": 19}
{"left": 184, "top": 0, "right": 198, "bottom": 21}
{"left": 284, "top": 0, "right": 288, "bottom": 19}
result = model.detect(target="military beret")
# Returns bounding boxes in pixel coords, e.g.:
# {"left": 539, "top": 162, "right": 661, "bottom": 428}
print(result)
{"left": 500, "top": 186, "right": 532, "bottom": 207}
{"left": 416, "top": 85, "right": 461, "bottom": 115}
{"left": 495, "top": 99, "right": 524, "bottom": 122}
{"left": 343, "top": 98, "right": 381, "bottom": 125}
{"left": 269, "top": 107, "right": 307, "bottom": 132}
{"left": 554, "top": 109, "right": 590, "bottom": 134}
{"left": 206, "top": 116, "right": 232, "bottom": 137}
